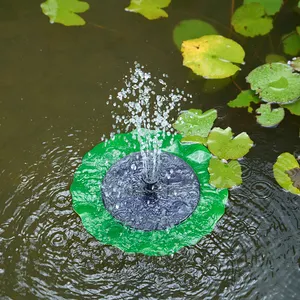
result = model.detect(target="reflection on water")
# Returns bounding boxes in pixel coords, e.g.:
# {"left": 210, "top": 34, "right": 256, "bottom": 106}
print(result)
{"left": 0, "top": 0, "right": 300, "bottom": 298}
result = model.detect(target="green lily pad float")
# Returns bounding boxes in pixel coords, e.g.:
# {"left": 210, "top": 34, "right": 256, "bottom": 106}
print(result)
{"left": 282, "top": 31, "right": 300, "bottom": 56}
{"left": 289, "top": 57, "right": 300, "bottom": 72}
{"left": 273, "top": 152, "right": 300, "bottom": 195}
{"left": 265, "top": 54, "right": 287, "bottom": 64}
{"left": 173, "top": 109, "right": 217, "bottom": 138}
{"left": 41, "top": 0, "right": 89, "bottom": 26}
{"left": 255, "top": 103, "right": 285, "bottom": 127}
{"left": 181, "top": 35, "right": 245, "bottom": 79}
{"left": 228, "top": 90, "right": 260, "bottom": 110}
{"left": 125, "top": 0, "right": 171, "bottom": 20}
{"left": 283, "top": 99, "right": 300, "bottom": 116}
{"left": 231, "top": 3, "right": 273, "bottom": 37}
{"left": 207, "top": 127, "right": 253, "bottom": 160}
{"left": 173, "top": 19, "right": 218, "bottom": 50}
{"left": 181, "top": 136, "right": 207, "bottom": 145}
{"left": 246, "top": 63, "right": 300, "bottom": 104}
{"left": 244, "top": 0, "right": 283, "bottom": 15}
{"left": 209, "top": 157, "right": 242, "bottom": 189}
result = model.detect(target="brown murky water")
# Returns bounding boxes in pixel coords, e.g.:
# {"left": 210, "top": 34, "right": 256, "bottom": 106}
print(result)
{"left": 1, "top": 0, "right": 299, "bottom": 299}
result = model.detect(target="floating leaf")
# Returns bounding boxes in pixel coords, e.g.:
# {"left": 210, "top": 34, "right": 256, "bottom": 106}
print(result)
{"left": 282, "top": 99, "right": 300, "bottom": 116}
{"left": 181, "top": 136, "right": 207, "bottom": 145}
{"left": 173, "top": 19, "right": 218, "bottom": 50}
{"left": 265, "top": 54, "right": 286, "bottom": 63}
{"left": 282, "top": 31, "right": 300, "bottom": 56}
{"left": 228, "top": 90, "right": 260, "bottom": 110}
{"left": 173, "top": 109, "right": 217, "bottom": 138}
{"left": 244, "top": 0, "right": 283, "bottom": 15}
{"left": 209, "top": 158, "right": 242, "bottom": 189}
{"left": 273, "top": 152, "right": 300, "bottom": 195}
{"left": 125, "top": 0, "right": 171, "bottom": 20}
{"left": 297, "top": 26, "right": 300, "bottom": 35}
{"left": 207, "top": 127, "right": 253, "bottom": 160}
{"left": 255, "top": 103, "right": 285, "bottom": 127}
{"left": 246, "top": 63, "right": 300, "bottom": 104}
{"left": 181, "top": 35, "right": 245, "bottom": 79}
{"left": 41, "top": 0, "right": 89, "bottom": 26}
{"left": 231, "top": 3, "right": 273, "bottom": 37}
{"left": 289, "top": 57, "right": 300, "bottom": 72}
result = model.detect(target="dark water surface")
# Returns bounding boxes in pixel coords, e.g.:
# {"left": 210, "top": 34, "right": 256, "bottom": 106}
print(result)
{"left": 1, "top": 0, "right": 300, "bottom": 299}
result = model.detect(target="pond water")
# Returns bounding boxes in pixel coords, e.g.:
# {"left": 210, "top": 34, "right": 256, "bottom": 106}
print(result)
{"left": 0, "top": 0, "right": 300, "bottom": 299}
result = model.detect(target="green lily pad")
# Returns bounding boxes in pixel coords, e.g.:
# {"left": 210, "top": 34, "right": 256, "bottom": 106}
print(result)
{"left": 282, "top": 31, "right": 300, "bottom": 56}
{"left": 125, "top": 0, "right": 171, "bottom": 20}
{"left": 289, "top": 57, "right": 300, "bottom": 72}
{"left": 207, "top": 127, "right": 253, "bottom": 160}
{"left": 265, "top": 54, "right": 287, "bottom": 64}
{"left": 209, "top": 157, "right": 242, "bottom": 189}
{"left": 173, "top": 109, "right": 217, "bottom": 138}
{"left": 256, "top": 103, "right": 285, "bottom": 127}
{"left": 231, "top": 3, "right": 273, "bottom": 37}
{"left": 283, "top": 99, "right": 300, "bottom": 116}
{"left": 246, "top": 63, "right": 300, "bottom": 104}
{"left": 228, "top": 90, "right": 260, "bottom": 109}
{"left": 181, "top": 136, "right": 207, "bottom": 145}
{"left": 173, "top": 19, "right": 218, "bottom": 50}
{"left": 41, "top": 0, "right": 89, "bottom": 26}
{"left": 244, "top": 0, "right": 283, "bottom": 15}
{"left": 181, "top": 35, "right": 245, "bottom": 79}
{"left": 273, "top": 152, "right": 300, "bottom": 195}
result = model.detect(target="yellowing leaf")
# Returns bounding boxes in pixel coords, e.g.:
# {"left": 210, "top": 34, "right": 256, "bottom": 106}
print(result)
{"left": 41, "top": 0, "right": 89, "bottom": 26}
{"left": 125, "top": 0, "right": 171, "bottom": 20}
{"left": 181, "top": 35, "right": 245, "bottom": 79}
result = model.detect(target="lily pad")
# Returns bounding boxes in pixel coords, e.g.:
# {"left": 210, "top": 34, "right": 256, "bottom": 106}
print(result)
{"left": 181, "top": 136, "right": 207, "bottom": 145}
{"left": 244, "top": 0, "right": 283, "bottom": 15}
{"left": 207, "top": 127, "right": 253, "bottom": 160}
{"left": 246, "top": 63, "right": 300, "bottom": 104}
{"left": 256, "top": 103, "right": 285, "bottom": 127}
{"left": 173, "top": 19, "right": 218, "bottom": 50}
{"left": 265, "top": 54, "right": 287, "bottom": 64}
{"left": 173, "top": 109, "right": 217, "bottom": 138}
{"left": 228, "top": 90, "right": 260, "bottom": 110}
{"left": 181, "top": 35, "right": 245, "bottom": 79}
{"left": 282, "top": 31, "right": 300, "bottom": 56}
{"left": 231, "top": 3, "right": 273, "bottom": 37}
{"left": 125, "top": 0, "right": 171, "bottom": 20}
{"left": 273, "top": 152, "right": 300, "bottom": 195}
{"left": 282, "top": 99, "right": 300, "bottom": 116}
{"left": 209, "top": 158, "right": 242, "bottom": 189}
{"left": 289, "top": 57, "right": 300, "bottom": 72}
{"left": 41, "top": 0, "right": 89, "bottom": 26}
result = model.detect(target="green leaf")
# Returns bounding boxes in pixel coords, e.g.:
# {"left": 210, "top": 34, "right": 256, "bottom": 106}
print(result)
{"left": 255, "top": 103, "right": 285, "bottom": 127}
{"left": 282, "top": 31, "right": 300, "bottom": 56}
{"left": 173, "top": 109, "right": 217, "bottom": 138}
{"left": 265, "top": 53, "right": 287, "bottom": 63}
{"left": 125, "top": 0, "right": 171, "bottom": 20}
{"left": 173, "top": 19, "right": 218, "bottom": 50}
{"left": 244, "top": 0, "right": 283, "bottom": 15}
{"left": 181, "top": 35, "right": 245, "bottom": 79}
{"left": 273, "top": 152, "right": 300, "bottom": 195}
{"left": 41, "top": 0, "right": 89, "bottom": 26}
{"left": 228, "top": 90, "right": 260, "bottom": 109}
{"left": 289, "top": 57, "right": 300, "bottom": 72}
{"left": 246, "top": 62, "right": 300, "bottom": 104}
{"left": 282, "top": 99, "right": 300, "bottom": 116}
{"left": 209, "top": 158, "right": 242, "bottom": 189}
{"left": 231, "top": 3, "right": 273, "bottom": 37}
{"left": 181, "top": 136, "right": 207, "bottom": 145}
{"left": 207, "top": 127, "right": 253, "bottom": 160}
